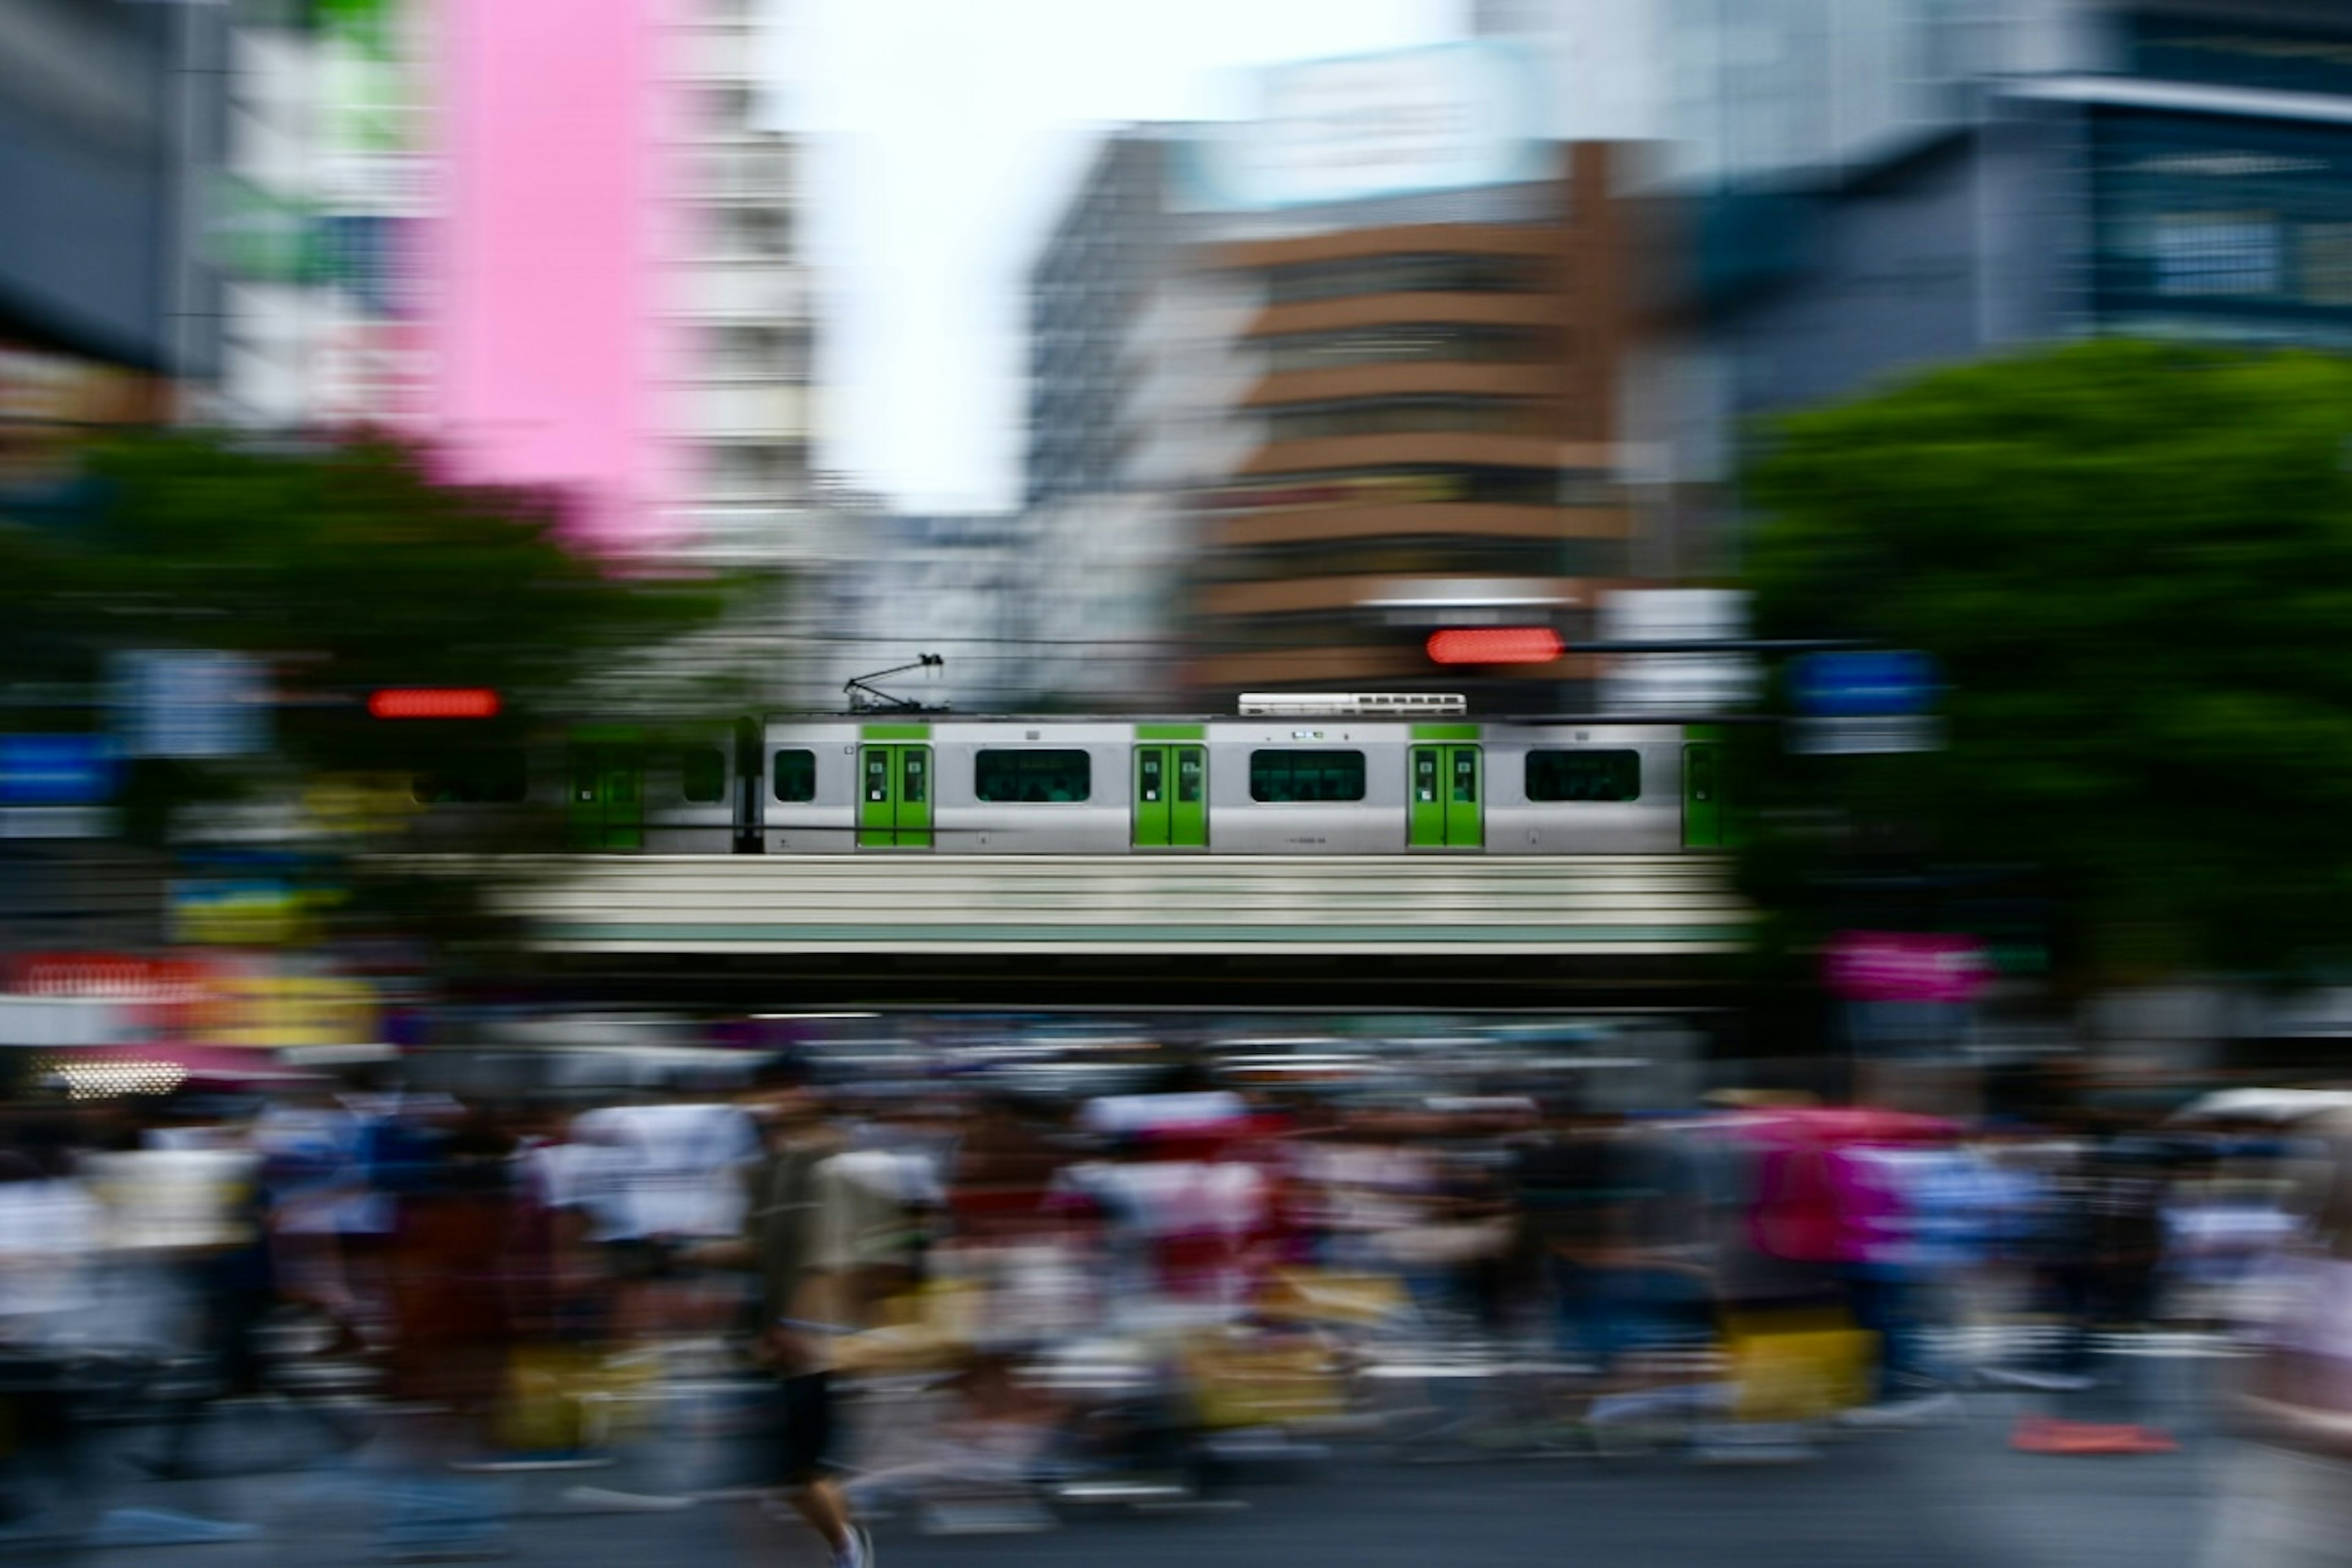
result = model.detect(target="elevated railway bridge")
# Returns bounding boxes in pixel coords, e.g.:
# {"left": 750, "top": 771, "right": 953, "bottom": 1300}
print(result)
{"left": 421, "top": 853, "right": 1751, "bottom": 1010}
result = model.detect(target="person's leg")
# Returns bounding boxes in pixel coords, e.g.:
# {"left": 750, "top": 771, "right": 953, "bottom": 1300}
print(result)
{"left": 777, "top": 1372, "right": 862, "bottom": 1558}
{"left": 785, "top": 1475, "right": 854, "bottom": 1551}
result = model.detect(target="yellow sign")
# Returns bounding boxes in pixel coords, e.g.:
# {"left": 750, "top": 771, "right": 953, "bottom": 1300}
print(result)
{"left": 192, "top": 974, "right": 380, "bottom": 1049}
{"left": 303, "top": 773, "right": 423, "bottom": 839}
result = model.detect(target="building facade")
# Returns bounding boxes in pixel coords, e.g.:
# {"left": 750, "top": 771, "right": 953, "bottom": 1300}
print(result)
{"left": 1695, "top": 1, "right": 2352, "bottom": 442}
{"left": 1023, "top": 132, "right": 1185, "bottom": 511}
{"left": 209, "top": 0, "right": 816, "bottom": 564}
{"left": 0, "top": 0, "right": 217, "bottom": 493}
{"left": 1184, "top": 141, "right": 1654, "bottom": 708}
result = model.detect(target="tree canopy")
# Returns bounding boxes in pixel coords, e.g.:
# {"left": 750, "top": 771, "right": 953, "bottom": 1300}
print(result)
{"left": 1742, "top": 338, "right": 2352, "bottom": 987}
{"left": 1, "top": 431, "right": 753, "bottom": 773}
{"left": 0, "top": 431, "right": 771, "bottom": 962}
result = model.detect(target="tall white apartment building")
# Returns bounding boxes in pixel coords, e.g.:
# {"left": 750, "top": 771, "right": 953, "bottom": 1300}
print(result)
{"left": 208, "top": 0, "right": 821, "bottom": 570}
{"left": 666, "top": 0, "right": 820, "bottom": 570}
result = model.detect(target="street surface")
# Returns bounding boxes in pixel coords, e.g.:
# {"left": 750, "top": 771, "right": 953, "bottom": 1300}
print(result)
{"left": 3, "top": 1355, "right": 2226, "bottom": 1567}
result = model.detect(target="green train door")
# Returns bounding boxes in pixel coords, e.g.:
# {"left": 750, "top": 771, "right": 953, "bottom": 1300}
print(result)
{"left": 1683, "top": 740, "right": 1725, "bottom": 849}
{"left": 570, "top": 743, "right": 644, "bottom": 851}
{"left": 1408, "top": 744, "right": 1483, "bottom": 849}
{"left": 1133, "top": 745, "right": 1207, "bottom": 848}
{"left": 858, "top": 744, "right": 933, "bottom": 848}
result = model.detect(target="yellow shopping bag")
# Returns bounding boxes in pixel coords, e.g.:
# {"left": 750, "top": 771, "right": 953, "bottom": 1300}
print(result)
{"left": 1181, "top": 1330, "right": 1347, "bottom": 1431}
{"left": 1721, "top": 1312, "right": 1876, "bottom": 1423}
{"left": 497, "top": 1345, "right": 661, "bottom": 1454}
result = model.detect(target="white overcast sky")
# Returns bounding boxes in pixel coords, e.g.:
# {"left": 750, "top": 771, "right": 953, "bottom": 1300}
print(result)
{"left": 772, "top": 0, "right": 1465, "bottom": 512}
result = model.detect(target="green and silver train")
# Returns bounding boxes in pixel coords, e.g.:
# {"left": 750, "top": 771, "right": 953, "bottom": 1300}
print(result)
{"left": 417, "top": 696, "right": 1731, "bottom": 857}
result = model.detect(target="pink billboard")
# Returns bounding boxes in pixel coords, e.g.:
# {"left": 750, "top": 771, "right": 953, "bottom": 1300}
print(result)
{"left": 1823, "top": 932, "right": 1992, "bottom": 1005}
{"left": 429, "top": 0, "right": 685, "bottom": 555}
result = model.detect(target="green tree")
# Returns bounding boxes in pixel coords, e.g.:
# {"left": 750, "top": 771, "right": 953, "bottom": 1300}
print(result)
{"left": 1742, "top": 338, "right": 2352, "bottom": 989}
{"left": 0, "top": 430, "right": 771, "bottom": 962}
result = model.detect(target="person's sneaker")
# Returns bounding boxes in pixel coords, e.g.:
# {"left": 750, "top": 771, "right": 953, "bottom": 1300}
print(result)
{"left": 1837, "top": 1392, "right": 1964, "bottom": 1430}
{"left": 558, "top": 1486, "right": 696, "bottom": 1513}
{"left": 1980, "top": 1368, "right": 2097, "bottom": 1394}
{"left": 832, "top": 1523, "right": 876, "bottom": 1568}
{"left": 86, "top": 1507, "right": 263, "bottom": 1547}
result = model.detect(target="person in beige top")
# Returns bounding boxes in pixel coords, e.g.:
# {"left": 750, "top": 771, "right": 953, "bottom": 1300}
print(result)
{"left": 688, "top": 1059, "right": 880, "bottom": 1568}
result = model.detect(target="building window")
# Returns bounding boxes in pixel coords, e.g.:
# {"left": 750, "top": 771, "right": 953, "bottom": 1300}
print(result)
{"left": 772, "top": 749, "right": 816, "bottom": 802}
{"left": 1265, "top": 398, "right": 1549, "bottom": 443}
{"left": 705, "top": 85, "right": 755, "bottom": 132}
{"left": 714, "top": 325, "right": 793, "bottom": 376}
{"left": 1264, "top": 326, "right": 1548, "bottom": 372}
{"left": 709, "top": 444, "right": 796, "bottom": 496}
{"left": 1265, "top": 254, "right": 1545, "bottom": 304}
{"left": 2151, "top": 210, "right": 2280, "bottom": 297}
{"left": 1249, "top": 750, "right": 1366, "bottom": 802}
{"left": 975, "top": 749, "right": 1091, "bottom": 802}
{"left": 1525, "top": 749, "right": 1641, "bottom": 802}
{"left": 715, "top": 208, "right": 791, "bottom": 258}
{"left": 2302, "top": 222, "right": 2352, "bottom": 306}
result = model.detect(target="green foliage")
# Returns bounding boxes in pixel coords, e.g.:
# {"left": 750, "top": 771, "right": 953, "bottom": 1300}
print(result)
{"left": 1743, "top": 338, "right": 2352, "bottom": 985}
{"left": 0, "top": 431, "right": 770, "bottom": 960}
{"left": 3, "top": 431, "right": 752, "bottom": 768}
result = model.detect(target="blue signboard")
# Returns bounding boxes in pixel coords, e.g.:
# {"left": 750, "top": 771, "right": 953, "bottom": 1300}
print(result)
{"left": 0, "top": 735, "right": 117, "bottom": 806}
{"left": 1790, "top": 651, "right": 1942, "bottom": 719}
{"left": 113, "top": 650, "right": 269, "bottom": 760}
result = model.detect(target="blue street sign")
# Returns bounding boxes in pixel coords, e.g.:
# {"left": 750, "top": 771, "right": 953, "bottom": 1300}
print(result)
{"left": 1789, "top": 650, "right": 1942, "bottom": 719}
{"left": 0, "top": 735, "right": 118, "bottom": 806}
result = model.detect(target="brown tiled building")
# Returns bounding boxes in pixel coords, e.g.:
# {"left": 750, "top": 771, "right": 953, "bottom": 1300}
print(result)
{"left": 1183, "top": 143, "right": 1654, "bottom": 709}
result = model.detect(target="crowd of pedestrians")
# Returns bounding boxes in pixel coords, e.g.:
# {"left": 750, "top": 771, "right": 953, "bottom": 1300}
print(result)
{"left": 0, "top": 1052, "right": 2332, "bottom": 1558}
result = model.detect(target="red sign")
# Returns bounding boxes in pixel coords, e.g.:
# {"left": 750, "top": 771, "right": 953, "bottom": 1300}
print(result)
{"left": 1425, "top": 627, "right": 1565, "bottom": 666}
{"left": 11, "top": 954, "right": 208, "bottom": 1001}
{"left": 367, "top": 688, "right": 500, "bottom": 719}
{"left": 1824, "top": 932, "right": 1991, "bottom": 1004}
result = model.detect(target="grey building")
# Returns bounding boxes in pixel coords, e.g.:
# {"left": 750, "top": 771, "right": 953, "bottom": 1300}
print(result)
{"left": 816, "top": 512, "right": 1034, "bottom": 712}
{"left": 1023, "top": 132, "right": 1185, "bottom": 510}
{"left": 0, "top": 0, "right": 223, "bottom": 385}
{"left": 1692, "top": 3, "right": 2352, "bottom": 432}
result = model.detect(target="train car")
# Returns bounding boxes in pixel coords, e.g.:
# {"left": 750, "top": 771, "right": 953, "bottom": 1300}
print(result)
{"left": 756, "top": 696, "right": 1728, "bottom": 856}
{"left": 394, "top": 725, "right": 741, "bottom": 854}
{"left": 390, "top": 698, "right": 1729, "bottom": 857}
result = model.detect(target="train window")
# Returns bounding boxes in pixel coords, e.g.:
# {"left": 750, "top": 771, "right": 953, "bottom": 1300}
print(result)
{"left": 773, "top": 749, "right": 816, "bottom": 802}
{"left": 679, "top": 748, "right": 727, "bottom": 804}
{"left": 1526, "top": 749, "right": 1641, "bottom": 802}
{"left": 1177, "top": 750, "right": 1203, "bottom": 803}
{"left": 976, "top": 749, "right": 1090, "bottom": 803}
{"left": 1250, "top": 750, "right": 1366, "bottom": 802}
{"left": 412, "top": 750, "right": 529, "bottom": 805}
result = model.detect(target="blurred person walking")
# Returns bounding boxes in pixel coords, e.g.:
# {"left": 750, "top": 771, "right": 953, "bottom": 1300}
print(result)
{"left": 688, "top": 1058, "right": 877, "bottom": 1568}
{"left": 369, "top": 1104, "right": 527, "bottom": 1559}
{"left": 0, "top": 1113, "right": 104, "bottom": 1532}
{"left": 2199, "top": 1109, "right": 2352, "bottom": 1566}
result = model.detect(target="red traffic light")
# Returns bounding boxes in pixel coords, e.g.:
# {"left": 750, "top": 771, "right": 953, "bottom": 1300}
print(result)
{"left": 366, "top": 688, "right": 501, "bottom": 720}
{"left": 1425, "top": 627, "right": 1565, "bottom": 666}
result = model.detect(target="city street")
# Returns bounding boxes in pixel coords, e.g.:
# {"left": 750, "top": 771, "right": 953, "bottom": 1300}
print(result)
{"left": 10, "top": 1363, "right": 2226, "bottom": 1567}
